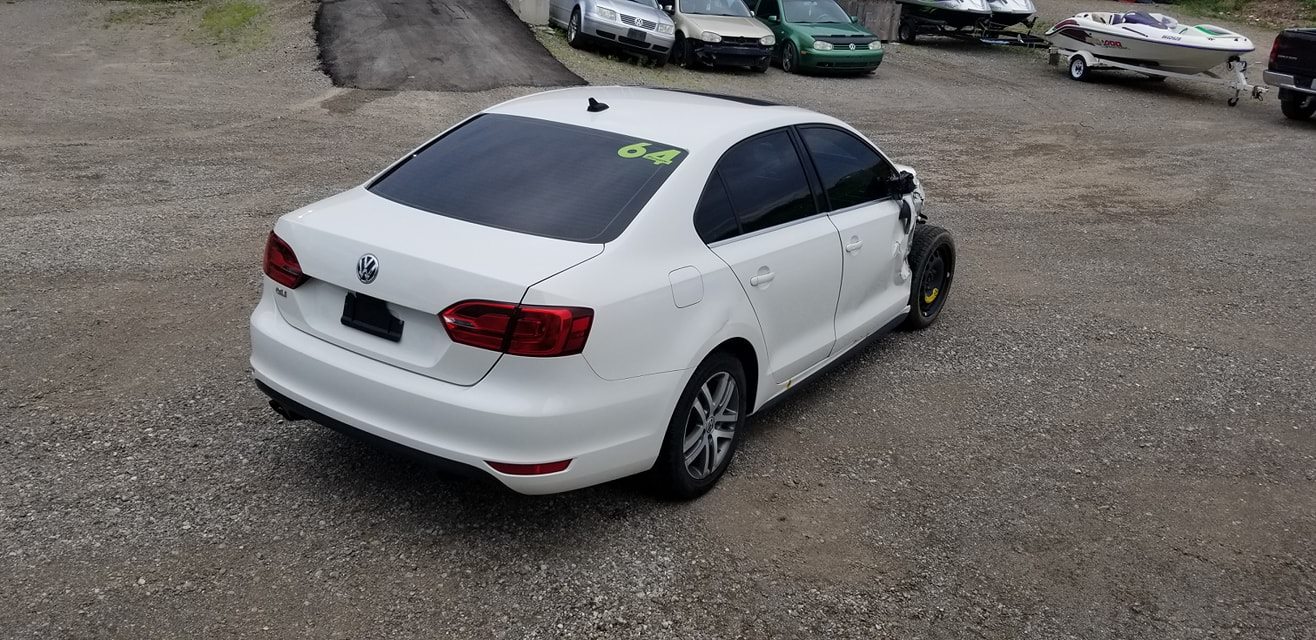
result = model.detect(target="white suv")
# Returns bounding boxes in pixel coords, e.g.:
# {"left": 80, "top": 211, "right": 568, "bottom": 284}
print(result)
{"left": 250, "top": 87, "right": 955, "bottom": 498}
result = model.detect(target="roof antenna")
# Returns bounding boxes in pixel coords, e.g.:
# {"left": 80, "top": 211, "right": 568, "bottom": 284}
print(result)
{"left": 587, "top": 97, "right": 609, "bottom": 113}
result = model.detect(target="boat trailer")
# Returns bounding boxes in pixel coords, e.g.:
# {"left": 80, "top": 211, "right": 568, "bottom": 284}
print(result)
{"left": 1049, "top": 48, "right": 1268, "bottom": 106}
{"left": 897, "top": 15, "right": 1050, "bottom": 47}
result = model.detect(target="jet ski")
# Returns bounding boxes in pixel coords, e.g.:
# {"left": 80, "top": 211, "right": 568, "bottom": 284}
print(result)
{"left": 986, "top": 0, "right": 1036, "bottom": 28}
{"left": 896, "top": 0, "right": 993, "bottom": 30}
{"left": 1045, "top": 11, "right": 1254, "bottom": 75}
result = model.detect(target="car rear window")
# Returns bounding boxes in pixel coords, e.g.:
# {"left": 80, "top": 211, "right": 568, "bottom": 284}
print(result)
{"left": 368, "top": 114, "right": 688, "bottom": 243}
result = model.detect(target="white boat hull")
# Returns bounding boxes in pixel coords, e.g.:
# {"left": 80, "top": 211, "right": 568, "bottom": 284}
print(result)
{"left": 987, "top": 0, "right": 1035, "bottom": 27}
{"left": 1046, "top": 13, "right": 1254, "bottom": 75}
{"left": 897, "top": 0, "right": 992, "bottom": 28}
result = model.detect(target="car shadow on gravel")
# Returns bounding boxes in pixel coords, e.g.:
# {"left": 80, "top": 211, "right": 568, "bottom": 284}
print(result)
{"left": 289, "top": 426, "right": 671, "bottom": 533}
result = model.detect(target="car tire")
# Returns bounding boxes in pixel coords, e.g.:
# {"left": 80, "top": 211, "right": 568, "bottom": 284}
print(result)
{"left": 674, "top": 34, "right": 697, "bottom": 68}
{"left": 897, "top": 21, "right": 917, "bottom": 44}
{"left": 653, "top": 351, "right": 747, "bottom": 499}
{"left": 1279, "top": 90, "right": 1316, "bottom": 120}
{"left": 782, "top": 41, "right": 800, "bottom": 74}
{"left": 901, "top": 224, "right": 956, "bottom": 331}
{"left": 1068, "top": 55, "right": 1090, "bottom": 81}
{"left": 752, "top": 58, "right": 770, "bottom": 73}
{"left": 567, "top": 9, "right": 586, "bottom": 50}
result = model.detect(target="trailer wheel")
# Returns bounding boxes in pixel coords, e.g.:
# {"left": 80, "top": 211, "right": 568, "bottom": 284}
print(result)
{"left": 1068, "top": 55, "right": 1090, "bottom": 81}
{"left": 898, "top": 21, "right": 917, "bottom": 45}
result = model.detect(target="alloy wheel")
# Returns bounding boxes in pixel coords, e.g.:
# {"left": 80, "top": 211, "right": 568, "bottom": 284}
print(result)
{"left": 568, "top": 13, "right": 580, "bottom": 46}
{"left": 682, "top": 371, "right": 739, "bottom": 480}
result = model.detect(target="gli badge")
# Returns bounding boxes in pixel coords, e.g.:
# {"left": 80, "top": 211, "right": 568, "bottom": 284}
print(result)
{"left": 356, "top": 254, "right": 379, "bottom": 284}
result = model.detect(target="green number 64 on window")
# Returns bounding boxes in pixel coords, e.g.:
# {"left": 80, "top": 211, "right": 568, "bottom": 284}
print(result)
{"left": 617, "top": 142, "right": 682, "bottom": 166}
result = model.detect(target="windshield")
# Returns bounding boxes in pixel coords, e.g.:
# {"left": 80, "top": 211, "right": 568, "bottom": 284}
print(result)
{"left": 783, "top": 0, "right": 850, "bottom": 23}
{"left": 369, "top": 114, "right": 688, "bottom": 243}
{"left": 622, "top": 0, "right": 660, "bottom": 8}
{"left": 680, "top": 0, "right": 752, "bottom": 17}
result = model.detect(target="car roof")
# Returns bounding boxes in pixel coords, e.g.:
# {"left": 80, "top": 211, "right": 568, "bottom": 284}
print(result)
{"left": 484, "top": 86, "right": 841, "bottom": 154}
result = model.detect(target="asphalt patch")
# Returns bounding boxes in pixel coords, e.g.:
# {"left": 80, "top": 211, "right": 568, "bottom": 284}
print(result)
{"left": 316, "top": 0, "right": 583, "bottom": 91}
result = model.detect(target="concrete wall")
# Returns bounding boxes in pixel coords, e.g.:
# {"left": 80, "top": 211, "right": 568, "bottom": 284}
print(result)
{"left": 504, "top": 0, "right": 550, "bottom": 26}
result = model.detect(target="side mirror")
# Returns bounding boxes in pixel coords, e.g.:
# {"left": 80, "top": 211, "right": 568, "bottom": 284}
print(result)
{"left": 662, "top": 4, "right": 673, "bottom": 12}
{"left": 767, "top": 15, "right": 779, "bottom": 23}
{"left": 850, "top": 15, "right": 859, "bottom": 23}
{"left": 893, "top": 170, "right": 917, "bottom": 196}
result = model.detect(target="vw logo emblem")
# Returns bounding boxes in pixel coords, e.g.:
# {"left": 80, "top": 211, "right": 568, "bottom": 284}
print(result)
{"left": 356, "top": 254, "right": 379, "bottom": 284}
{"left": 848, "top": 43, "right": 856, "bottom": 50}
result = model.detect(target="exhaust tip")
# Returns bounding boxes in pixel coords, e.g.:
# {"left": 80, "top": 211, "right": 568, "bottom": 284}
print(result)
{"left": 268, "top": 399, "right": 303, "bottom": 422}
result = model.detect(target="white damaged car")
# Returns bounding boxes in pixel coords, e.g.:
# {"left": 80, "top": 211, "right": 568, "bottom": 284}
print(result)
{"left": 251, "top": 86, "right": 956, "bottom": 498}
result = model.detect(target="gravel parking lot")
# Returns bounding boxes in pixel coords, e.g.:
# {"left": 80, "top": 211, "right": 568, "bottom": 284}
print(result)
{"left": 2, "top": 0, "right": 1313, "bottom": 637}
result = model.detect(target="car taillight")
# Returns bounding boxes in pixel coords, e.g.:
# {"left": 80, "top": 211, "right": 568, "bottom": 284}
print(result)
{"left": 263, "top": 231, "right": 307, "bottom": 289}
{"left": 1270, "top": 34, "right": 1281, "bottom": 67}
{"left": 440, "top": 300, "right": 593, "bottom": 357}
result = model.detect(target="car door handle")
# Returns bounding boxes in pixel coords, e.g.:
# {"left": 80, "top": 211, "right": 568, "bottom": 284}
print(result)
{"left": 749, "top": 272, "right": 775, "bottom": 287}
{"left": 845, "top": 239, "right": 864, "bottom": 253}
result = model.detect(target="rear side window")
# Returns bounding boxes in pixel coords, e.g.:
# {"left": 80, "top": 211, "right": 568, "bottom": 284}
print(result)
{"left": 369, "top": 114, "right": 687, "bottom": 243}
{"left": 716, "top": 130, "right": 817, "bottom": 235}
{"left": 693, "top": 172, "right": 740, "bottom": 244}
{"left": 799, "top": 126, "right": 897, "bottom": 210}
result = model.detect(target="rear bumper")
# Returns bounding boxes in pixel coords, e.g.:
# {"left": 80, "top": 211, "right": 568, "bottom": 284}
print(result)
{"left": 1264, "top": 69, "right": 1316, "bottom": 96}
{"left": 583, "top": 14, "right": 674, "bottom": 53}
{"left": 250, "top": 295, "right": 684, "bottom": 494}
{"left": 800, "top": 47, "right": 884, "bottom": 71}
{"left": 691, "top": 41, "right": 771, "bottom": 66}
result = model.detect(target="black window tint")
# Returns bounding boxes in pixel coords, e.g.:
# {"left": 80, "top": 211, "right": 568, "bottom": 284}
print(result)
{"left": 754, "top": 0, "right": 778, "bottom": 18}
{"left": 693, "top": 172, "right": 740, "bottom": 244}
{"left": 717, "top": 130, "right": 817, "bottom": 234}
{"left": 800, "top": 126, "right": 897, "bottom": 211}
{"left": 369, "top": 114, "right": 687, "bottom": 243}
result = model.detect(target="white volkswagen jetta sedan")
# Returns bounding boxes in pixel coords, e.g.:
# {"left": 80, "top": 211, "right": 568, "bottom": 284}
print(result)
{"left": 251, "top": 86, "right": 955, "bottom": 498}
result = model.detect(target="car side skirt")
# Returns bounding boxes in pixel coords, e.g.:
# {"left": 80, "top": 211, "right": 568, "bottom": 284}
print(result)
{"left": 751, "top": 311, "right": 907, "bottom": 416}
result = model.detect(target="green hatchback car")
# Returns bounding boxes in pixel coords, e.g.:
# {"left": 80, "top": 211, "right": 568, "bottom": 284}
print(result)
{"left": 749, "top": 0, "right": 884, "bottom": 74}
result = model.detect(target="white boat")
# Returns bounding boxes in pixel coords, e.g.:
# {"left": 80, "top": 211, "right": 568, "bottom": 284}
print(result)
{"left": 896, "top": 0, "right": 993, "bottom": 29}
{"left": 986, "top": 0, "right": 1036, "bottom": 28}
{"left": 1045, "top": 11, "right": 1254, "bottom": 75}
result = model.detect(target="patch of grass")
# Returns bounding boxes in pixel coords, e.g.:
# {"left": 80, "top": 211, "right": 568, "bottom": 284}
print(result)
{"left": 1173, "top": 0, "right": 1252, "bottom": 18}
{"left": 198, "top": 0, "right": 269, "bottom": 50}
{"left": 1172, "top": 0, "right": 1316, "bottom": 24}
{"left": 104, "top": 1, "right": 189, "bottom": 27}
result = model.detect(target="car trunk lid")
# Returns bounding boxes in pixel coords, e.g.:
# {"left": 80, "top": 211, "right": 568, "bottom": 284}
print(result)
{"left": 272, "top": 188, "right": 603, "bottom": 386}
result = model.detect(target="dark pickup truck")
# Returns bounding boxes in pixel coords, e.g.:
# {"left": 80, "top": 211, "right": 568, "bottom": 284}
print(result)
{"left": 1265, "top": 28, "right": 1316, "bottom": 120}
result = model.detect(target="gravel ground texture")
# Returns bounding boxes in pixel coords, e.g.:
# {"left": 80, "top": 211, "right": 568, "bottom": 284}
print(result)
{"left": 1, "top": 0, "right": 1313, "bottom": 638}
